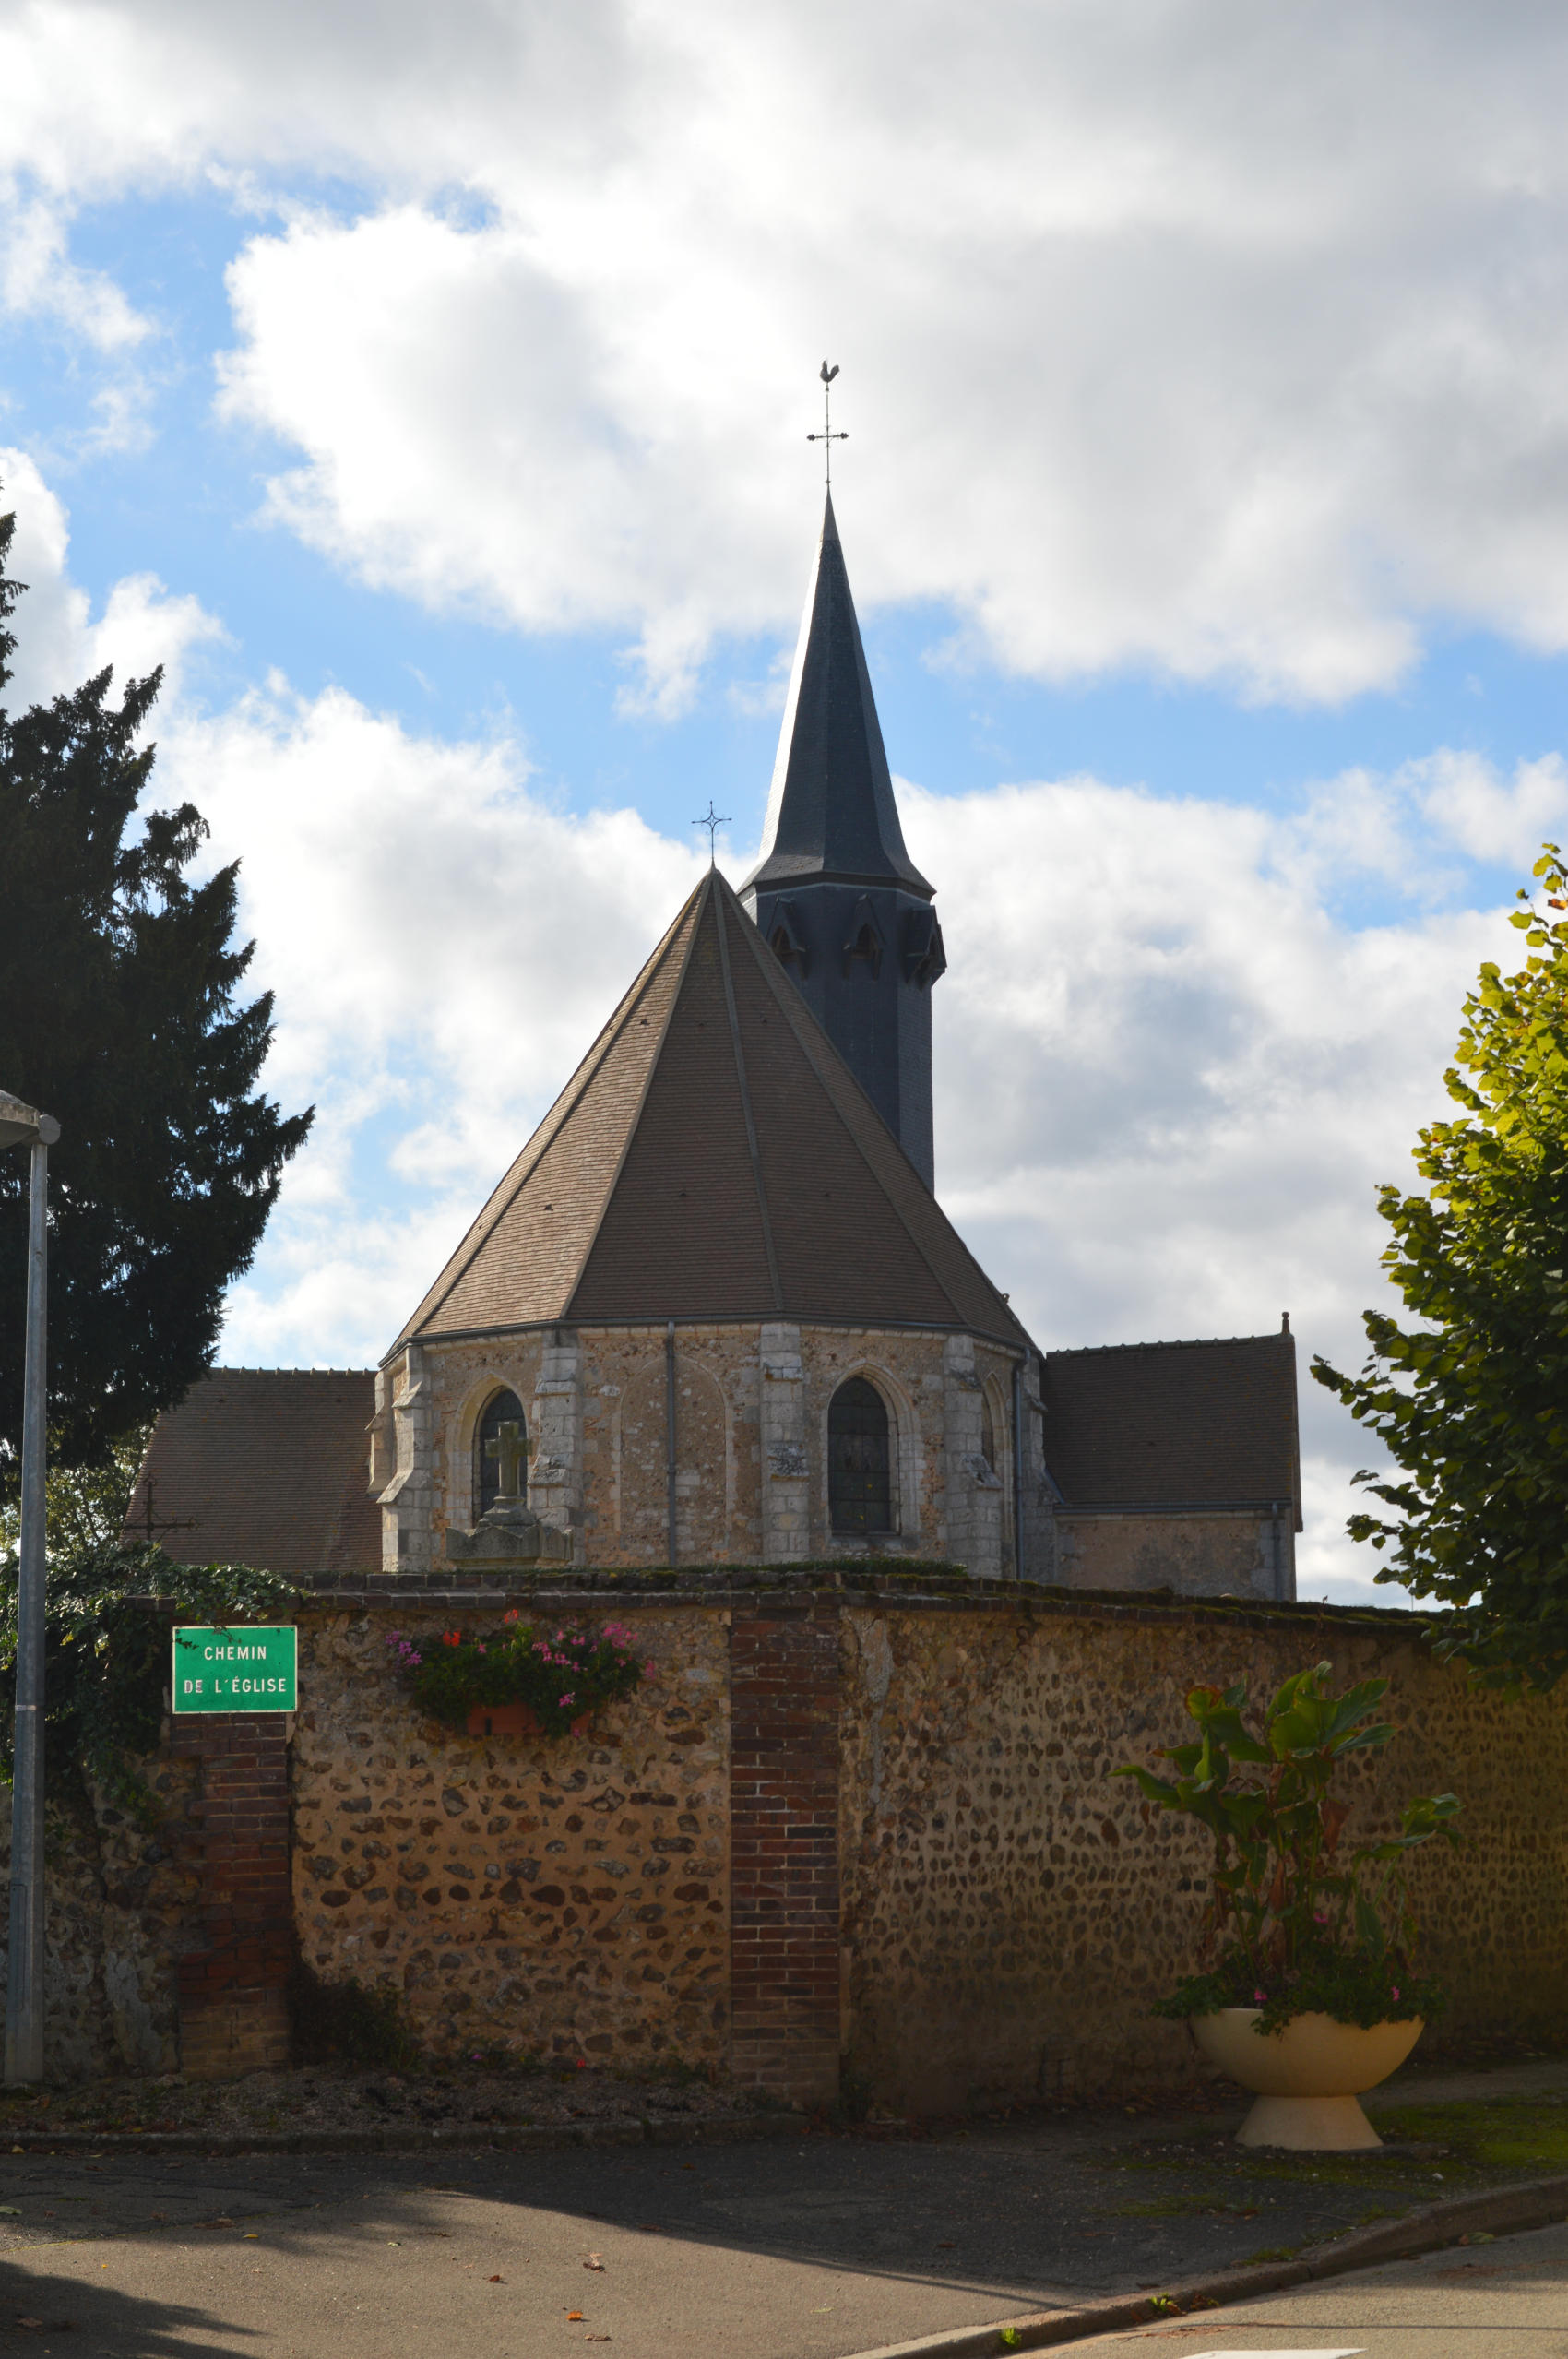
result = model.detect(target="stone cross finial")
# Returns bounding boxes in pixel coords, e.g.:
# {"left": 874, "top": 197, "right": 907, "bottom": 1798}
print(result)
{"left": 484, "top": 1419, "right": 530, "bottom": 1498}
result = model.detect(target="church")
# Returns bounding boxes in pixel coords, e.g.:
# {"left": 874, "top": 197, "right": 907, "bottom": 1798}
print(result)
{"left": 134, "top": 496, "right": 1301, "bottom": 1602}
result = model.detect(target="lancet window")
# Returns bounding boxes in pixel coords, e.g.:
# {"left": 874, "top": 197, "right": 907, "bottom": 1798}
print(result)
{"left": 828, "top": 1376, "right": 892, "bottom": 1535}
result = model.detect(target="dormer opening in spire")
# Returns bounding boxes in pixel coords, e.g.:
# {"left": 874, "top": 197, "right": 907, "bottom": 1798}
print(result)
{"left": 741, "top": 494, "right": 942, "bottom": 1188}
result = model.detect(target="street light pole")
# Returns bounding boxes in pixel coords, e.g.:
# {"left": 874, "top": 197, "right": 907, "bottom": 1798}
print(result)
{"left": 1, "top": 1092, "right": 60, "bottom": 2085}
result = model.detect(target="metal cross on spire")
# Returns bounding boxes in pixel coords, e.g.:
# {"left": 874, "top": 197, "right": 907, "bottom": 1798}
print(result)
{"left": 807, "top": 360, "right": 848, "bottom": 486}
{"left": 693, "top": 800, "right": 731, "bottom": 864}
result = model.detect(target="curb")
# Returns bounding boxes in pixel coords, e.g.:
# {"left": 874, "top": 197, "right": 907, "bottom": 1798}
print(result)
{"left": 843, "top": 2172, "right": 1568, "bottom": 2359}
{"left": 1, "top": 2111, "right": 807, "bottom": 2161}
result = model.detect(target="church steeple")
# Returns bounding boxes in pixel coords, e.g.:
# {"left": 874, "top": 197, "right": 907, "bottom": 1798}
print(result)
{"left": 742, "top": 494, "right": 945, "bottom": 1188}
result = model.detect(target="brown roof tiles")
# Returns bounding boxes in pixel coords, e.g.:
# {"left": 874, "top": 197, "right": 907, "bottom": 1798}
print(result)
{"left": 1040, "top": 1331, "right": 1301, "bottom": 1525}
{"left": 125, "top": 1368, "right": 379, "bottom": 1576}
{"left": 395, "top": 870, "right": 1028, "bottom": 1351}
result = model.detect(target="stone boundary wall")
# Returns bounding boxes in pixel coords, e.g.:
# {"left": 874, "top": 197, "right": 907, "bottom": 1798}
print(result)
{"left": 6, "top": 1578, "right": 1567, "bottom": 2104}
{"left": 839, "top": 1599, "right": 1568, "bottom": 2113}
{"left": 290, "top": 1604, "right": 731, "bottom": 2070}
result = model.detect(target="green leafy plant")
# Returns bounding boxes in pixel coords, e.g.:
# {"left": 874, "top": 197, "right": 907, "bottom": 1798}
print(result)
{"left": 1313, "top": 844, "right": 1568, "bottom": 1693}
{"left": 386, "top": 1614, "right": 649, "bottom": 1736}
{"left": 0, "top": 1534, "right": 298, "bottom": 1822}
{"left": 1116, "top": 1662, "right": 1460, "bottom": 2032}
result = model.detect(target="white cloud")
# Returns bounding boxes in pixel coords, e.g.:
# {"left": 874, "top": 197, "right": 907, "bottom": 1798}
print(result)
{"left": 11, "top": 6, "right": 1568, "bottom": 697}
{"left": 1, "top": 446, "right": 223, "bottom": 706}
{"left": 898, "top": 766, "right": 1537, "bottom": 1604}
{"left": 155, "top": 675, "right": 706, "bottom": 1363}
{"left": 0, "top": 192, "right": 149, "bottom": 351}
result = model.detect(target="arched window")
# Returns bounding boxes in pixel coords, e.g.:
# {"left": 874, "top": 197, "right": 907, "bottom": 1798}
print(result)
{"left": 475, "top": 1388, "right": 529, "bottom": 1518}
{"left": 980, "top": 1389, "right": 996, "bottom": 1473}
{"left": 828, "top": 1376, "right": 892, "bottom": 1535}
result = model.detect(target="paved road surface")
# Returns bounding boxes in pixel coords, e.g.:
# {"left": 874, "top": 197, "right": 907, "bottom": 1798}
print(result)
{"left": 0, "top": 2057, "right": 1560, "bottom": 2359}
{"left": 1077, "top": 2218, "right": 1568, "bottom": 2359}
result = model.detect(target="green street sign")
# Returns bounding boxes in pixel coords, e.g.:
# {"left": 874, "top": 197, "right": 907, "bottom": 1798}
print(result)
{"left": 172, "top": 1625, "right": 297, "bottom": 1714}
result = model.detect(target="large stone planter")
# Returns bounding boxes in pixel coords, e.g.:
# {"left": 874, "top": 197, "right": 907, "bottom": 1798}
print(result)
{"left": 1193, "top": 2008, "right": 1423, "bottom": 2149}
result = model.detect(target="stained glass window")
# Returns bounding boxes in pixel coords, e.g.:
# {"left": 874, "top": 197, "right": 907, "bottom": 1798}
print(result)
{"left": 828, "top": 1376, "right": 892, "bottom": 1535}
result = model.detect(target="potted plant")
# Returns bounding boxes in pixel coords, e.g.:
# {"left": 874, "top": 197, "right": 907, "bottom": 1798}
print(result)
{"left": 384, "top": 1614, "right": 650, "bottom": 1738}
{"left": 1117, "top": 1662, "right": 1460, "bottom": 2150}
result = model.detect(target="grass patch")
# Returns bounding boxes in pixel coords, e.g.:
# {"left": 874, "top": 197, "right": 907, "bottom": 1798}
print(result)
{"left": 1371, "top": 2097, "right": 1568, "bottom": 2170}
{"left": 1241, "top": 2244, "right": 1299, "bottom": 2265}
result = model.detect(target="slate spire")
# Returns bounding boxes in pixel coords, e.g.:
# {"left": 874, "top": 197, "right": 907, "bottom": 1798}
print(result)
{"left": 742, "top": 494, "right": 945, "bottom": 1187}
{"left": 746, "top": 493, "right": 932, "bottom": 897}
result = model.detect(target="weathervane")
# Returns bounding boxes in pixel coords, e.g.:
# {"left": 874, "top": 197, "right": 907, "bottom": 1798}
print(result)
{"left": 807, "top": 360, "right": 848, "bottom": 487}
{"left": 693, "top": 800, "right": 730, "bottom": 865}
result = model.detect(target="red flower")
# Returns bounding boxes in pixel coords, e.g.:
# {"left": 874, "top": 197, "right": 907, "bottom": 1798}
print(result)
{"left": 443, "top": 1630, "right": 462, "bottom": 1648}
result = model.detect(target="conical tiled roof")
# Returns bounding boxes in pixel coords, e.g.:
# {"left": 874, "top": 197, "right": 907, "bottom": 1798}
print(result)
{"left": 743, "top": 493, "right": 933, "bottom": 899}
{"left": 391, "top": 871, "right": 1026, "bottom": 1352}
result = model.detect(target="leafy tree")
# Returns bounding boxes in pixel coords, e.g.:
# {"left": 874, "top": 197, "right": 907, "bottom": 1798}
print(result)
{"left": 0, "top": 1424, "right": 150, "bottom": 1562}
{"left": 0, "top": 499, "right": 311, "bottom": 1489}
{"left": 1313, "top": 844, "right": 1568, "bottom": 1692}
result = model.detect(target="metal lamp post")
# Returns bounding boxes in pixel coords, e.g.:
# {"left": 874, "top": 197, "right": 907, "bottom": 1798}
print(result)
{"left": 0, "top": 1091, "right": 60, "bottom": 2084}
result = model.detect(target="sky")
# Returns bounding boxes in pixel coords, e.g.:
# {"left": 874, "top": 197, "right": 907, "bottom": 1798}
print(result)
{"left": 5, "top": 0, "right": 1568, "bottom": 1605}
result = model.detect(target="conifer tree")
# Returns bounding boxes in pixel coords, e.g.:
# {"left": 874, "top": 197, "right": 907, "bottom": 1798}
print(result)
{"left": 0, "top": 500, "right": 312, "bottom": 1487}
{"left": 1313, "top": 845, "right": 1568, "bottom": 1691}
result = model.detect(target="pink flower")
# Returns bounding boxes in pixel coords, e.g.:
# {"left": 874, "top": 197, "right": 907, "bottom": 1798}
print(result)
{"left": 476, "top": 1642, "right": 487, "bottom": 1655}
{"left": 1391, "top": 1985, "right": 1401, "bottom": 2002}
{"left": 1253, "top": 1988, "right": 1267, "bottom": 2003}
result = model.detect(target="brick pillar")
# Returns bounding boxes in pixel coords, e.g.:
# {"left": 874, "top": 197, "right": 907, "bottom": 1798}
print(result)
{"left": 729, "top": 1603, "right": 841, "bottom": 2108}
{"left": 170, "top": 1715, "right": 292, "bottom": 2079}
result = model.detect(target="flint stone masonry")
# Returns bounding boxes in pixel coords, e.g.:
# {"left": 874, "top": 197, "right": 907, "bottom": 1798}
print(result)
{"left": 6, "top": 1581, "right": 1566, "bottom": 2103}
{"left": 291, "top": 1604, "right": 730, "bottom": 2067}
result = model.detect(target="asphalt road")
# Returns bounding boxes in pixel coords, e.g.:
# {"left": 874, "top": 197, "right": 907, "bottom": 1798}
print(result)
{"left": 0, "top": 2073, "right": 1556, "bottom": 2359}
{"left": 1077, "top": 2217, "right": 1568, "bottom": 2359}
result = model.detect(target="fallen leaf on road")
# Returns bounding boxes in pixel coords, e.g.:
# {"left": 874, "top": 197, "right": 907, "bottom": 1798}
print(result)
{"left": 937, "top": 2241, "right": 956, "bottom": 2250}
{"left": 566, "top": 2310, "right": 585, "bottom": 2320}
{"left": 16, "top": 2320, "right": 44, "bottom": 2331}
{"left": 488, "top": 2274, "right": 504, "bottom": 2282}
{"left": 0, "top": 2206, "right": 21, "bottom": 2215}
{"left": 200, "top": 2217, "right": 234, "bottom": 2230}
{"left": 584, "top": 2254, "right": 604, "bottom": 2270}
{"left": 587, "top": 2337, "right": 612, "bottom": 2343}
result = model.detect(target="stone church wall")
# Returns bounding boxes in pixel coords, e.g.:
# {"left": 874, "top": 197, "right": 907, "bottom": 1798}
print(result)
{"left": 1054, "top": 1507, "right": 1295, "bottom": 1602}
{"left": 386, "top": 1320, "right": 1039, "bottom": 1579}
{"left": 11, "top": 1580, "right": 1562, "bottom": 2108}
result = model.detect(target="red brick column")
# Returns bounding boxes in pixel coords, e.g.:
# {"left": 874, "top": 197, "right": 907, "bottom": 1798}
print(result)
{"left": 729, "top": 1603, "right": 841, "bottom": 2107}
{"left": 169, "top": 1715, "right": 292, "bottom": 2079}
